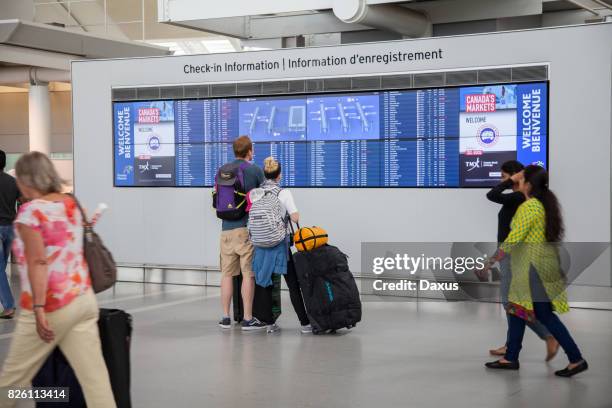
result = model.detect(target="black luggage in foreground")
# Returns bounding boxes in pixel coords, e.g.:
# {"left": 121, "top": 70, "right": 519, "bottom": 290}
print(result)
{"left": 31, "top": 349, "right": 86, "bottom": 407}
{"left": 292, "top": 245, "right": 362, "bottom": 334}
{"left": 98, "top": 308, "right": 132, "bottom": 408}
{"left": 32, "top": 308, "right": 132, "bottom": 408}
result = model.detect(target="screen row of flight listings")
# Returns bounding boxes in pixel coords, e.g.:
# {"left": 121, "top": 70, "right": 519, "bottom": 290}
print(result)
{"left": 173, "top": 88, "right": 463, "bottom": 144}
{"left": 131, "top": 139, "right": 464, "bottom": 188}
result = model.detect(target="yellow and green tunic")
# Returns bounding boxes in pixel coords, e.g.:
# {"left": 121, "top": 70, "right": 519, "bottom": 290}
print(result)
{"left": 500, "top": 198, "right": 569, "bottom": 322}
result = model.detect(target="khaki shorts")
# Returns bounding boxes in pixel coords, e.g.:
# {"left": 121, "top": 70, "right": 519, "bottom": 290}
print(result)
{"left": 220, "top": 227, "right": 254, "bottom": 278}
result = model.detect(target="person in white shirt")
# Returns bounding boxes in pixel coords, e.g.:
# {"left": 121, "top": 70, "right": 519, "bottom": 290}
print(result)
{"left": 250, "top": 157, "right": 311, "bottom": 333}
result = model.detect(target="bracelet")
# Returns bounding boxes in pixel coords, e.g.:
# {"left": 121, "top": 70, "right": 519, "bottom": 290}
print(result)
{"left": 33, "top": 304, "right": 46, "bottom": 309}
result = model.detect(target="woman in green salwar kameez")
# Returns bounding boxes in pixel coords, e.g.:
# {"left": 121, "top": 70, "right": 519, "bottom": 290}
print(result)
{"left": 485, "top": 165, "right": 588, "bottom": 378}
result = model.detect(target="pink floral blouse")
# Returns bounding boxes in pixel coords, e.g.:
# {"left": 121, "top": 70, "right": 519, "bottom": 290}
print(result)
{"left": 13, "top": 197, "right": 91, "bottom": 312}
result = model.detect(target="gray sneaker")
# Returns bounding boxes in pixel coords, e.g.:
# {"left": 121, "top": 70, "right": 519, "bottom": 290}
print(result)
{"left": 267, "top": 323, "right": 281, "bottom": 333}
{"left": 300, "top": 324, "right": 313, "bottom": 334}
{"left": 241, "top": 318, "right": 267, "bottom": 331}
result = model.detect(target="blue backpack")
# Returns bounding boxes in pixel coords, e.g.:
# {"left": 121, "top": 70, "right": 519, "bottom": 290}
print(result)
{"left": 212, "top": 161, "right": 250, "bottom": 220}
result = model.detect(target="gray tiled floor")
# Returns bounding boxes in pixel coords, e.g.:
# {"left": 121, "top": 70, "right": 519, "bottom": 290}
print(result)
{"left": 0, "top": 281, "right": 610, "bottom": 408}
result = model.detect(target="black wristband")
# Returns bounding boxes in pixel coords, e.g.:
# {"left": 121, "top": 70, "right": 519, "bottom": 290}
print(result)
{"left": 33, "top": 304, "right": 46, "bottom": 309}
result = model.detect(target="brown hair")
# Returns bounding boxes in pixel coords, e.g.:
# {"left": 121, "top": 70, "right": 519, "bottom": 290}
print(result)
{"left": 233, "top": 135, "right": 253, "bottom": 158}
{"left": 263, "top": 157, "right": 281, "bottom": 180}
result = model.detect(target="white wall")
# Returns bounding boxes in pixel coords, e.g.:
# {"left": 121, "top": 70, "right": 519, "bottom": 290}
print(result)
{"left": 71, "top": 23, "right": 612, "bottom": 286}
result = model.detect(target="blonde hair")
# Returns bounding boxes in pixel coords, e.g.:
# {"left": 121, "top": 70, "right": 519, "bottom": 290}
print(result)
{"left": 263, "top": 156, "right": 281, "bottom": 180}
{"left": 15, "top": 151, "right": 63, "bottom": 194}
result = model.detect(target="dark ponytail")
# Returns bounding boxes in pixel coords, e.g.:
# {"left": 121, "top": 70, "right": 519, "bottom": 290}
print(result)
{"left": 523, "top": 165, "right": 564, "bottom": 242}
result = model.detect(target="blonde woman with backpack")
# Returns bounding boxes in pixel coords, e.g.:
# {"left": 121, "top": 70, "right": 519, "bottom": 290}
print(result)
{"left": 247, "top": 157, "right": 311, "bottom": 333}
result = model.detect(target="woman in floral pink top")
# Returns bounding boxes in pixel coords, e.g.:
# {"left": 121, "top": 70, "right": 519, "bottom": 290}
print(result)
{"left": 0, "top": 152, "right": 116, "bottom": 408}
{"left": 13, "top": 191, "right": 92, "bottom": 312}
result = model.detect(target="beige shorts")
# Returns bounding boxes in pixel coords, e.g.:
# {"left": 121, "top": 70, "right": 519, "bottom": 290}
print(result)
{"left": 219, "top": 227, "right": 254, "bottom": 278}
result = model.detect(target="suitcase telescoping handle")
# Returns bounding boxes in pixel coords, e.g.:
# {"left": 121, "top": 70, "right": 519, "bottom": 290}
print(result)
{"left": 289, "top": 221, "right": 300, "bottom": 235}
{"left": 289, "top": 221, "right": 300, "bottom": 246}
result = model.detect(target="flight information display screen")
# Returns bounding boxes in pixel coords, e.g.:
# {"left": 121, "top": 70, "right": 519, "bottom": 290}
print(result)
{"left": 113, "top": 81, "right": 547, "bottom": 187}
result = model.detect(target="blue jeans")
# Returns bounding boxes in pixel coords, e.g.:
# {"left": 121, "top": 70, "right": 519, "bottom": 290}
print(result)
{"left": 505, "top": 266, "right": 583, "bottom": 363}
{"left": 0, "top": 225, "right": 15, "bottom": 310}
{"left": 499, "top": 256, "right": 550, "bottom": 342}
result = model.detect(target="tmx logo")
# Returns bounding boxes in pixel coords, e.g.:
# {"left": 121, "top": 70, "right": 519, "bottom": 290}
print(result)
{"left": 465, "top": 157, "right": 481, "bottom": 172}
{"left": 139, "top": 161, "right": 150, "bottom": 173}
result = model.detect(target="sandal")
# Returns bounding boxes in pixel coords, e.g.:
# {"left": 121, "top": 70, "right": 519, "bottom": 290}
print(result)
{"left": 0, "top": 310, "right": 15, "bottom": 320}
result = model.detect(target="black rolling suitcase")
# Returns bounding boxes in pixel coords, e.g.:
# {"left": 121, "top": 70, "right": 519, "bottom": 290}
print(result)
{"left": 32, "top": 309, "right": 132, "bottom": 408}
{"left": 292, "top": 245, "right": 362, "bottom": 334}
{"left": 232, "top": 274, "right": 281, "bottom": 324}
{"left": 232, "top": 275, "right": 244, "bottom": 322}
{"left": 98, "top": 308, "right": 132, "bottom": 408}
{"left": 31, "top": 349, "right": 86, "bottom": 407}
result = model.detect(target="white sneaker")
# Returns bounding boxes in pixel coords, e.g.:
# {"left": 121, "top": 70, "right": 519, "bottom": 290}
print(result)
{"left": 300, "top": 324, "right": 313, "bottom": 334}
{"left": 267, "top": 323, "right": 281, "bottom": 333}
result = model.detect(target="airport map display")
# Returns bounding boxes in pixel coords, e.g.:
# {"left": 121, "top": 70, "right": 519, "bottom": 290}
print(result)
{"left": 113, "top": 82, "right": 547, "bottom": 187}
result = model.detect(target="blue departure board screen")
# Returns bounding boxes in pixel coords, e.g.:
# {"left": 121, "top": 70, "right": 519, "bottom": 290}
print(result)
{"left": 113, "top": 81, "right": 547, "bottom": 187}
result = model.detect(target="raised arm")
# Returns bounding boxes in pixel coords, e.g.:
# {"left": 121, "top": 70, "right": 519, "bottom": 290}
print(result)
{"left": 486, "top": 179, "right": 523, "bottom": 205}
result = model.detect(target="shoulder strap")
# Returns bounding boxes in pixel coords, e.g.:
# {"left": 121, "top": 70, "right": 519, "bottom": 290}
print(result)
{"left": 266, "top": 183, "right": 281, "bottom": 196}
{"left": 67, "top": 193, "right": 91, "bottom": 227}
{"left": 234, "top": 161, "right": 251, "bottom": 191}
{"left": 262, "top": 189, "right": 281, "bottom": 200}
{"left": 261, "top": 181, "right": 281, "bottom": 196}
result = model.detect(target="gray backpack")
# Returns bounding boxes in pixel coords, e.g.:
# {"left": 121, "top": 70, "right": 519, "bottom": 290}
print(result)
{"left": 247, "top": 183, "right": 287, "bottom": 248}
